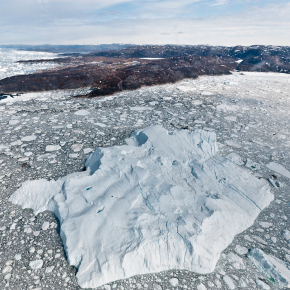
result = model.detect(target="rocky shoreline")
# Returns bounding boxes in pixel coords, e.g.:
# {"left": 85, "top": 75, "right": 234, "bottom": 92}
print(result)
{"left": 1, "top": 45, "right": 289, "bottom": 99}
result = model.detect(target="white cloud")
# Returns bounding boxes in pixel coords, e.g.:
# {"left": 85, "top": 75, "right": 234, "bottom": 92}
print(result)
{"left": 0, "top": 0, "right": 135, "bottom": 24}
{"left": 148, "top": 0, "right": 202, "bottom": 10}
{"left": 0, "top": 1, "right": 290, "bottom": 46}
{"left": 212, "top": 0, "right": 228, "bottom": 6}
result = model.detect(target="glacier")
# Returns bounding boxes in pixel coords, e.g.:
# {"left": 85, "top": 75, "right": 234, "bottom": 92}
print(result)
{"left": 9, "top": 126, "right": 274, "bottom": 288}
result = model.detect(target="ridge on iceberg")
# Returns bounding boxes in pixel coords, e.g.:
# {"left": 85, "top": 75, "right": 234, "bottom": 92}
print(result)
{"left": 9, "top": 126, "right": 274, "bottom": 288}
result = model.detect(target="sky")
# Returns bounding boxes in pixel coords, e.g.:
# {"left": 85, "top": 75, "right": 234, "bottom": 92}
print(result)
{"left": 1, "top": 0, "right": 290, "bottom": 46}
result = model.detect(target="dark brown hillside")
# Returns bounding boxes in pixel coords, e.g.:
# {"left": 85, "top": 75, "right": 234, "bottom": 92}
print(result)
{"left": 0, "top": 55, "right": 237, "bottom": 97}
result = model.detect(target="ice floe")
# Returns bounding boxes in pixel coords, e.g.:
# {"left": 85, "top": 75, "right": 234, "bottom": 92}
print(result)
{"left": 249, "top": 248, "right": 290, "bottom": 288}
{"left": 225, "top": 153, "right": 244, "bottom": 166}
{"left": 282, "top": 230, "right": 290, "bottom": 245}
{"left": 45, "top": 145, "right": 61, "bottom": 152}
{"left": 9, "top": 126, "right": 273, "bottom": 288}
{"left": 226, "top": 252, "right": 245, "bottom": 269}
{"left": 266, "top": 162, "right": 290, "bottom": 179}
{"left": 74, "top": 109, "right": 90, "bottom": 116}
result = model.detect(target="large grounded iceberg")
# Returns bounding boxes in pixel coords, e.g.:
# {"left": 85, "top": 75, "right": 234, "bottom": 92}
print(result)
{"left": 9, "top": 126, "right": 273, "bottom": 288}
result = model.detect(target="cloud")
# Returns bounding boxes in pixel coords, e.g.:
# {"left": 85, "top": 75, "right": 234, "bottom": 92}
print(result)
{"left": 212, "top": 0, "right": 228, "bottom": 6}
{"left": 0, "top": 1, "right": 290, "bottom": 46}
{"left": 147, "top": 0, "right": 202, "bottom": 10}
{"left": 0, "top": 0, "right": 135, "bottom": 25}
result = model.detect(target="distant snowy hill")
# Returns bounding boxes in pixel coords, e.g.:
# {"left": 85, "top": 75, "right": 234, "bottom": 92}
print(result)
{"left": 0, "top": 44, "right": 134, "bottom": 54}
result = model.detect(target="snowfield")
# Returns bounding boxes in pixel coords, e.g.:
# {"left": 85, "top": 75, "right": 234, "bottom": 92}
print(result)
{"left": 9, "top": 125, "right": 274, "bottom": 288}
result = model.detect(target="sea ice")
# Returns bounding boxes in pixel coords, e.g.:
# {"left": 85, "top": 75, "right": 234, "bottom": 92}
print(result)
{"left": 255, "top": 279, "right": 271, "bottom": 290}
{"left": 130, "top": 106, "right": 152, "bottom": 111}
{"left": 245, "top": 159, "right": 261, "bottom": 170}
{"left": 224, "top": 116, "right": 237, "bottom": 122}
{"left": 9, "top": 126, "right": 273, "bottom": 288}
{"left": 282, "top": 230, "right": 290, "bottom": 245}
{"left": 225, "top": 153, "right": 244, "bottom": 166}
{"left": 249, "top": 248, "right": 290, "bottom": 287}
{"left": 266, "top": 162, "right": 290, "bottom": 179}
{"left": 21, "top": 135, "right": 37, "bottom": 142}
{"left": 223, "top": 275, "right": 236, "bottom": 289}
{"left": 169, "top": 278, "right": 179, "bottom": 287}
{"left": 197, "top": 283, "right": 207, "bottom": 290}
{"left": 226, "top": 252, "right": 245, "bottom": 269}
{"left": 29, "top": 259, "right": 43, "bottom": 270}
{"left": 216, "top": 104, "right": 239, "bottom": 112}
{"left": 224, "top": 140, "right": 242, "bottom": 148}
{"left": 0, "top": 144, "right": 10, "bottom": 152}
{"left": 74, "top": 109, "right": 90, "bottom": 116}
{"left": 45, "top": 145, "right": 61, "bottom": 152}
{"left": 234, "top": 245, "right": 248, "bottom": 255}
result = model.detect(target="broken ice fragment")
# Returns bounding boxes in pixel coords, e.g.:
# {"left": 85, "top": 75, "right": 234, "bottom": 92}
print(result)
{"left": 266, "top": 162, "right": 290, "bottom": 179}
{"left": 71, "top": 144, "right": 83, "bottom": 152}
{"left": 95, "top": 122, "right": 106, "bottom": 128}
{"left": 14, "top": 254, "right": 21, "bottom": 261}
{"left": 0, "top": 144, "right": 10, "bottom": 152}
{"left": 45, "top": 266, "right": 54, "bottom": 273}
{"left": 11, "top": 140, "right": 22, "bottom": 146}
{"left": 216, "top": 104, "right": 239, "bottom": 112}
{"left": 169, "top": 278, "right": 179, "bottom": 287}
{"left": 42, "top": 222, "right": 49, "bottom": 231}
{"left": 245, "top": 159, "right": 260, "bottom": 170}
{"left": 197, "top": 283, "right": 207, "bottom": 290}
{"left": 74, "top": 110, "right": 90, "bottom": 116}
{"left": 259, "top": 222, "right": 272, "bottom": 229}
{"left": 282, "top": 230, "right": 290, "bottom": 245}
{"left": 21, "top": 135, "right": 37, "bottom": 142}
{"left": 226, "top": 252, "right": 245, "bottom": 269}
{"left": 234, "top": 245, "right": 248, "bottom": 255}
{"left": 249, "top": 248, "right": 290, "bottom": 287}
{"left": 83, "top": 148, "right": 93, "bottom": 154}
{"left": 223, "top": 275, "right": 235, "bottom": 289}
{"left": 224, "top": 116, "right": 237, "bottom": 122}
{"left": 224, "top": 140, "right": 242, "bottom": 148}
{"left": 29, "top": 259, "right": 43, "bottom": 269}
{"left": 46, "top": 145, "right": 61, "bottom": 152}
{"left": 130, "top": 106, "right": 152, "bottom": 111}
{"left": 9, "top": 119, "right": 19, "bottom": 125}
{"left": 255, "top": 279, "right": 270, "bottom": 290}
{"left": 225, "top": 153, "right": 244, "bottom": 166}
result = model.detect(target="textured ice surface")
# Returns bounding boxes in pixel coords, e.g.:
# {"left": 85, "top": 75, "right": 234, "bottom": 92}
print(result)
{"left": 266, "top": 162, "right": 290, "bottom": 179}
{"left": 9, "top": 126, "right": 274, "bottom": 288}
{"left": 249, "top": 248, "right": 290, "bottom": 287}
{"left": 282, "top": 230, "right": 290, "bottom": 245}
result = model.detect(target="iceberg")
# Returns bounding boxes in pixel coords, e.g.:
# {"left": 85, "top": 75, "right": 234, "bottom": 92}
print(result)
{"left": 9, "top": 126, "right": 273, "bottom": 288}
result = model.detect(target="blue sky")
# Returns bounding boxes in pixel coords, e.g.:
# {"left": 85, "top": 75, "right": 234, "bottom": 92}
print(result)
{"left": 1, "top": 0, "right": 290, "bottom": 45}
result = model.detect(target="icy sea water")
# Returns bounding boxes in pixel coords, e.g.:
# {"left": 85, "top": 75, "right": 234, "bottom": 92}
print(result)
{"left": 0, "top": 48, "right": 60, "bottom": 80}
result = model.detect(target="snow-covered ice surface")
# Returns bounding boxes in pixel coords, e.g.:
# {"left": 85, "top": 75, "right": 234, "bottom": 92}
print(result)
{"left": 9, "top": 126, "right": 273, "bottom": 287}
